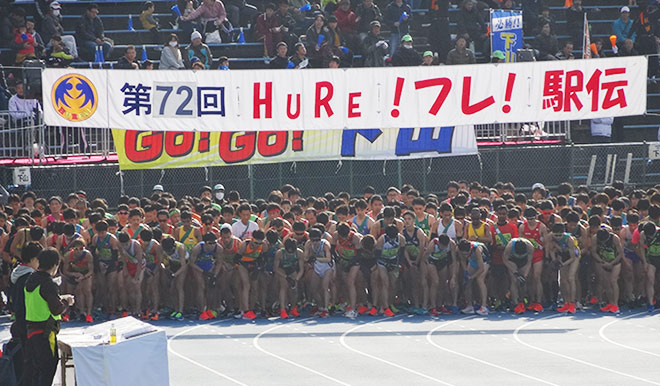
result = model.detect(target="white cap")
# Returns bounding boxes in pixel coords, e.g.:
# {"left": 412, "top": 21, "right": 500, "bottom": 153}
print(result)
{"left": 220, "top": 223, "right": 232, "bottom": 231}
{"left": 153, "top": 184, "right": 164, "bottom": 192}
{"left": 620, "top": 6, "right": 630, "bottom": 13}
{"left": 213, "top": 183, "right": 225, "bottom": 191}
{"left": 191, "top": 30, "right": 202, "bottom": 41}
{"left": 50, "top": 1, "right": 62, "bottom": 9}
{"left": 531, "top": 183, "right": 545, "bottom": 191}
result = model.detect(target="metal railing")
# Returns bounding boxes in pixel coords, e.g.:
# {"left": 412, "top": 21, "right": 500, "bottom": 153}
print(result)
{"left": 0, "top": 111, "right": 115, "bottom": 161}
{"left": 475, "top": 120, "right": 571, "bottom": 143}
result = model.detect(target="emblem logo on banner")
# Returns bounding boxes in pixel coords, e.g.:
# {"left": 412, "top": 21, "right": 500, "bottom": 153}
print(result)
{"left": 51, "top": 74, "right": 98, "bottom": 122}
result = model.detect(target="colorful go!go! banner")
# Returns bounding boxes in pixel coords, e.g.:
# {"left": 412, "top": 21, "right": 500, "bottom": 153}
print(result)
{"left": 43, "top": 57, "right": 646, "bottom": 132}
{"left": 112, "top": 126, "right": 478, "bottom": 169}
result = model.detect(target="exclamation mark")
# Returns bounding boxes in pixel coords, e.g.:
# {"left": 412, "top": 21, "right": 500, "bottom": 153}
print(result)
{"left": 292, "top": 131, "right": 303, "bottom": 151}
{"left": 502, "top": 73, "right": 516, "bottom": 113}
{"left": 391, "top": 77, "right": 405, "bottom": 118}
{"left": 198, "top": 131, "right": 210, "bottom": 152}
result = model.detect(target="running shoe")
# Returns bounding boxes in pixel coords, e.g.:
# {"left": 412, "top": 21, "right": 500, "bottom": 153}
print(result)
{"left": 174, "top": 312, "right": 184, "bottom": 321}
{"left": 200, "top": 310, "right": 210, "bottom": 320}
{"left": 648, "top": 303, "right": 655, "bottom": 314}
{"left": 121, "top": 311, "right": 128, "bottom": 318}
{"left": 150, "top": 313, "right": 159, "bottom": 321}
{"left": 369, "top": 307, "right": 378, "bottom": 316}
{"left": 567, "top": 303, "right": 576, "bottom": 314}
{"left": 609, "top": 305, "right": 620, "bottom": 313}
{"left": 461, "top": 305, "right": 475, "bottom": 314}
{"left": 600, "top": 304, "right": 613, "bottom": 312}
{"left": 141, "top": 309, "right": 150, "bottom": 320}
{"left": 429, "top": 308, "right": 439, "bottom": 316}
{"left": 447, "top": 305, "right": 459, "bottom": 315}
{"left": 383, "top": 308, "right": 395, "bottom": 317}
{"left": 290, "top": 306, "right": 300, "bottom": 317}
{"left": 415, "top": 307, "right": 428, "bottom": 315}
{"left": 476, "top": 306, "right": 489, "bottom": 316}
{"left": 62, "top": 314, "right": 69, "bottom": 322}
{"left": 208, "top": 310, "right": 218, "bottom": 319}
{"left": 514, "top": 302, "right": 526, "bottom": 314}
{"left": 280, "top": 309, "right": 289, "bottom": 319}
{"left": 529, "top": 303, "right": 543, "bottom": 312}
{"left": 357, "top": 305, "right": 369, "bottom": 315}
{"left": 319, "top": 310, "right": 329, "bottom": 318}
{"left": 170, "top": 311, "right": 177, "bottom": 319}
{"left": 389, "top": 304, "right": 400, "bottom": 314}
{"left": 438, "top": 305, "right": 449, "bottom": 314}
{"left": 344, "top": 309, "right": 358, "bottom": 319}
{"left": 589, "top": 296, "right": 598, "bottom": 305}
{"left": 85, "top": 314, "right": 94, "bottom": 323}
{"left": 243, "top": 310, "right": 257, "bottom": 320}
{"left": 557, "top": 303, "right": 570, "bottom": 312}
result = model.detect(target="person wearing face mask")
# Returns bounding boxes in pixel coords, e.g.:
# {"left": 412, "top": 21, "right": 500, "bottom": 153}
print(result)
{"left": 389, "top": 34, "right": 421, "bottom": 66}
{"left": 41, "top": 2, "right": 79, "bottom": 59}
{"left": 160, "top": 33, "right": 185, "bottom": 69}
{"left": 213, "top": 184, "right": 226, "bottom": 207}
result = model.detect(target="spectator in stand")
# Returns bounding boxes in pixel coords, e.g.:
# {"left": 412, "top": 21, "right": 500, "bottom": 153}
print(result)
{"left": 565, "top": 0, "right": 585, "bottom": 48}
{"left": 40, "top": 2, "right": 77, "bottom": 60}
{"left": 9, "top": 80, "right": 42, "bottom": 123}
{"left": 12, "top": 24, "right": 37, "bottom": 64}
{"left": 556, "top": 41, "right": 574, "bottom": 60}
{"left": 177, "top": 0, "right": 200, "bottom": 42}
{"left": 290, "top": 42, "right": 310, "bottom": 68}
{"left": 1, "top": 7, "right": 26, "bottom": 49}
{"left": 456, "top": 0, "right": 487, "bottom": 55}
{"left": 618, "top": 38, "right": 638, "bottom": 56}
{"left": 613, "top": 6, "right": 636, "bottom": 44}
{"left": 428, "top": 0, "right": 451, "bottom": 63}
{"left": 421, "top": 50, "right": 434, "bottom": 65}
{"left": 491, "top": 49, "right": 505, "bottom": 63}
{"left": 535, "top": 5, "right": 554, "bottom": 35}
{"left": 218, "top": 56, "right": 230, "bottom": 69}
{"left": 500, "top": 0, "right": 515, "bottom": 11}
{"left": 26, "top": 20, "right": 46, "bottom": 59}
{"left": 160, "top": 34, "right": 185, "bottom": 69}
{"left": 139, "top": 1, "right": 160, "bottom": 43}
{"left": 190, "top": 56, "right": 206, "bottom": 69}
{"left": 328, "top": 55, "right": 341, "bottom": 68}
{"left": 142, "top": 60, "right": 154, "bottom": 69}
{"left": 115, "top": 45, "right": 139, "bottom": 69}
{"left": 46, "top": 35, "right": 74, "bottom": 67}
{"left": 334, "top": 0, "right": 358, "bottom": 51}
{"left": 185, "top": 31, "right": 213, "bottom": 68}
{"left": 532, "top": 22, "right": 558, "bottom": 60}
{"left": 632, "top": 2, "right": 660, "bottom": 76}
{"left": 256, "top": 3, "right": 282, "bottom": 57}
{"left": 445, "top": 35, "right": 476, "bottom": 65}
{"left": 225, "top": 0, "right": 258, "bottom": 28}
{"left": 384, "top": 0, "right": 411, "bottom": 55}
{"left": 76, "top": 3, "right": 113, "bottom": 62}
{"left": 362, "top": 20, "right": 388, "bottom": 67}
{"left": 181, "top": 0, "right": 227, "bottom": 35}
{"left": 390, "top": 34, "right": 421, "bottom": 66}
{"left": 355, "top": 0, "right": 382, "bottom": 43}
{"left": 326, "top": 15, "right": 353, "bottom": 66}
{"left": 305, "top": 14, "right": 331, "bottom": 68}
{"left": 275, "top": 1, "right": 299, "bottom": 53}
{"left": 590, "top": 38, "right": 606, "bottom": 58}
{"left": 270, "top": 41, "right": 290, "bottom": 68}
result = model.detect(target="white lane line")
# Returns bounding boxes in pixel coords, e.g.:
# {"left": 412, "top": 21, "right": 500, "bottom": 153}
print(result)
{"left": 599, "top": 312, "right": 660, "bottom": 358}
{"left": 253, "top": 318, "right": 353, "bottom": 386}
{"left": 339, "top": 316, "right": 457, "bottom": 386}
{"left": 426, "top": 316, "right": 561, "bottom": 386}
{"left": 513, "top": 314, "right": 660, "bottom": 386}
{"left": 168, "top": 320, "right": 248, "bottom": 386}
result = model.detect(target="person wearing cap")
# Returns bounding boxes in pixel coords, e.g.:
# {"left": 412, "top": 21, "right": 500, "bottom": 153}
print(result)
{"left": 384, "top": 0, "right": 411, "bottom": 55}
{"left": 445, "top": 35, "right": 475, "bottom": 65}
{"left": 491, "top": 49, "right": 505, "bottom": 63}
{"left": 75, "top": 3, "right": 113, "bottom": 62}
{"left": 185, "top": 30, "right": 213, "bottom": 68}
{"left": 390, "top": 34, "right": 421, "bottom": 66}
{"left": 153, "top": 184, "right": 164, "bottom": 193}
{"left": 217, "top": 55, "right": 230, "bottom": 69}
{"left": 613, "top": 6, "right": 636, "bottom": 45}
{"left": 362, "top": 20, "right": 388, "bottom": 67}
{"left": 355, "top": 0, "right": 382, "bottom": 42}
{"left": 531, "top": 183, "right": 546, "bottom": 200}
{"left": 270, "top": 41, "right": 291, "bottom": 68}
{"left": 421, "top": 50, "right": 434, "bottom": 65}
{"left": 328, "top": 55, "right": 341, "bottom": 68}
{"left": 41, "top": 1, "right": 78, "bottom": 59}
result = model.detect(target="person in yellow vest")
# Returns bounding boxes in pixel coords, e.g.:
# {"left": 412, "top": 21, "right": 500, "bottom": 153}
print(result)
{"left": 24, "top": 247, "right": 74, "bottom": 386}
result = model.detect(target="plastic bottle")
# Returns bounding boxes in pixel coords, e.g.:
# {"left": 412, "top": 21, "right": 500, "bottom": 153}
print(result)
{"left": 110, "top": 323, "right": 117, "bottom": 345}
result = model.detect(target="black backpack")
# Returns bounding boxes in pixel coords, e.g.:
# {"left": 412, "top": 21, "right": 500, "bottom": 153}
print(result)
{"left": 0, "top": 340, "right": 24, "bottom": 386}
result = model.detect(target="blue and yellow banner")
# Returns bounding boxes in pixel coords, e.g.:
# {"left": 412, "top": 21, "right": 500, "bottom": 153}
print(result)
{"left": 491, "top": 10, "right": 523, "bottom": 63}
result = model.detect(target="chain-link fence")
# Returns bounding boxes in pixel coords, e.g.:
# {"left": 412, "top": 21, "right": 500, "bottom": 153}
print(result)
{"left": 2, "top": 142, "right": 659, "bottom": 205}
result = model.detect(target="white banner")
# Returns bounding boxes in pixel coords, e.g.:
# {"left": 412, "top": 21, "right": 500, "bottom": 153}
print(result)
{"left": 42, "top": 57, "right": 647, "bottom": 132}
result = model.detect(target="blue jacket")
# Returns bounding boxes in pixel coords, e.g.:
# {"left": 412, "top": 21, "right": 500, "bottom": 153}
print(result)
{"left": 613, "top": 17, "right": 636, "bottom": 43}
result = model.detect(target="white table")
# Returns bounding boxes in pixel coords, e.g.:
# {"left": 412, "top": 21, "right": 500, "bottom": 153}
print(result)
{"left": 57, "top": 317, "right": 169, "bottom": 386}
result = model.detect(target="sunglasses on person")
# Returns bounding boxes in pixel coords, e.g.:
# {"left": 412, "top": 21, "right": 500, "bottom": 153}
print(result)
{"left": 118, "top": 211, "right": 128, "bottom": 215}
{"left": 294, "top": 231, "right": 305, "bottom": 236}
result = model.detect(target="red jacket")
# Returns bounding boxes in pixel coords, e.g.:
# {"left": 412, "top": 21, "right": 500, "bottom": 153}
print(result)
{"left": 14, "top": 29, "right": 35, "bottom": 56}
{"left": 334, "top": 8, "right": 357, "bottom": 35}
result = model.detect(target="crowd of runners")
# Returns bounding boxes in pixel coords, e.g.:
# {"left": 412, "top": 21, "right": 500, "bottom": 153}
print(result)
{"left": 3, "top": 179, "right": 660, "bottom": 323}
